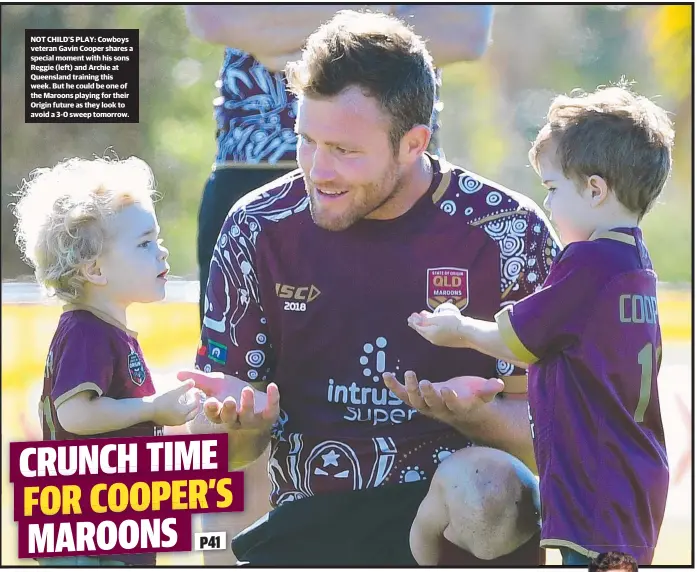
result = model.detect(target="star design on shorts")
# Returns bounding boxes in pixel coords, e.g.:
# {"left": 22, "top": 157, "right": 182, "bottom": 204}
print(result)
{"left": 321, "top": 450, "right": 340, "bottom": 467}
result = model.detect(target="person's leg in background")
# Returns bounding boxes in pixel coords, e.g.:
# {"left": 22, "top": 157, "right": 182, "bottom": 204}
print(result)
{"left": 196, "top": 166, "right": 289, "bottom": 565}
{"left": 199, "top": 447, "right": 271, "bottom": 565}
{"left": 560, "top": 547, "right": 593, "bottom": 566}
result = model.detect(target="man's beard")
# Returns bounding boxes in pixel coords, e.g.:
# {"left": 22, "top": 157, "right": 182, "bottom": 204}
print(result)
{"left": 305, "top": 165, "right": 404, "bottom": 232}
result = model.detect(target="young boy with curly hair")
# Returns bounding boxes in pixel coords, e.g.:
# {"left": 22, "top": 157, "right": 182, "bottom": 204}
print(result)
{"left": 406, "top": 83, "right": 674, "bottom": 565}
{"left": 14, "top": 156, "right": 202, "bottom": 566}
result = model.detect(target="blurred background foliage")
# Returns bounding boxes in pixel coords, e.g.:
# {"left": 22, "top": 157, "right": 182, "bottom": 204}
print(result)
{"left": 1, "top": 4, "right": 692, "bottom": 283}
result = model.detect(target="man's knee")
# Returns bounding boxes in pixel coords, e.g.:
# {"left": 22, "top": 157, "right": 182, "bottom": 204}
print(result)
{"left": 409, "top": 480, "right": 448, "bottom": 565}
{"left": 434, "top": 446, "right": 540, "bottom": 560}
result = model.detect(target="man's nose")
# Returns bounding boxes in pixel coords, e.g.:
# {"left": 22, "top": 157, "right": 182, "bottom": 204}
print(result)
{"left": 309, "top": 147, "right": 335, "bottom": 183}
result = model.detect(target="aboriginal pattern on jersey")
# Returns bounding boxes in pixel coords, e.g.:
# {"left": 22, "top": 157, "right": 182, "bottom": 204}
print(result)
{"left": 214, "top": 48, "right": 298, "bottom": 164}
{"left": 202, "top": 176, "right": 309, "bottom": 350}
{"left": 436, "top": 168, "right": 560, "bottom": 376}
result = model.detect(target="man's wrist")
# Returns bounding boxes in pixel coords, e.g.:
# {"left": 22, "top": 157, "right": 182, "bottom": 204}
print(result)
{"left": 228, "top": 428, "right": 272, "bottom": 468}
{"left": 452, "top": 394, "right": 506, "bottom": 441}
{"left": 455, "top": 315, "right": 473, "bottom": 348}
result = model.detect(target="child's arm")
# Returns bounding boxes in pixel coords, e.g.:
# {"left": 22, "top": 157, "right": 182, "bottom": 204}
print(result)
{"left": 56, "top": 381, "right": 200, "bottom": 435}
{"left": 411, "top": 244, "right": 601, "bottom": 370}
{"left": 408, "top": 303, "right": 530, "bottom": 368}
{"left": 457, "top": 317, "right": 528, "bottom": 368}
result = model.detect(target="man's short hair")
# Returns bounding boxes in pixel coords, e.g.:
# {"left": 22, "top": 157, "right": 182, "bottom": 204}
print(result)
{"left": 588, "top": 551, "right": 639, "bottom": 572}
{"left": 285, "top": 9, "right": 437, "bottom": 153}
{"left": 13, "top": 155, "right": 157, "bottom": 302}
{"left": 529, "top": 81, "right": 675, "bottom": 219}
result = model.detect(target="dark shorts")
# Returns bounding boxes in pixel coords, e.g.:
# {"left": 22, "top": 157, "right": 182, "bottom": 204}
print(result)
{"left": 439, "top": 534, "right": 544, "bottom": 566}
{"left": 197, "top": 167, "right": 292, "bottom": 325}
{"left": 232, "top": 481, "right": 544, "bottom": 566}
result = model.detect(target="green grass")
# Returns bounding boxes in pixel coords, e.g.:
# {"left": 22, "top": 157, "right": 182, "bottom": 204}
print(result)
{"left": 641, "top": 196, "right": 692, "bottom": 283}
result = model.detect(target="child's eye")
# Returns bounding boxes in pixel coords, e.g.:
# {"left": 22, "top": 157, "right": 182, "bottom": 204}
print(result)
{"left": 547, "top": 187, "right": 557, "bottom": 193}
{"left": 138, "top": 240, "right": 151, "bottom": 248}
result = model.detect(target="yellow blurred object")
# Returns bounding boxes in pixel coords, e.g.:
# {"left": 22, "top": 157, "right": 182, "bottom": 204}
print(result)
{"left": 1, "top": 285, "right": 691, "bottom": 390}
{"left": 1, "top": 301, "right": 200, "bottom": 390}
{"left": 656, "top": 288, "right": 692, "bottom": 341}
{"left": 645, "top": 4, "right": 692, "bottom": 101}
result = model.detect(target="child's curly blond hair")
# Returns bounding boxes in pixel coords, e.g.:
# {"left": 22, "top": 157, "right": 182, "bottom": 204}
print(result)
{"left": 13, "top": 155, "right": 158, "bottom": 303}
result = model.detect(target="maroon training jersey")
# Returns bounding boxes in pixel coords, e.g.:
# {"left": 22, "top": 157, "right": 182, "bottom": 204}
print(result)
{"left": 40, "top": 306, "right": 163, "bottom": 442}
{"left": 197, "top": 154, "right": 560, "bottom": 507}
{"left": 213, "top": 49, "right": 444, "bottom": 166}
{"left": 40, "top": 306, "right": 162, "bottom": 565}
{"left": 496, "top": 228, "right": 668, "bottom": 564}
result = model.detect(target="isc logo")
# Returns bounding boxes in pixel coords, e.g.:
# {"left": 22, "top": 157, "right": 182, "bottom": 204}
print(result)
{"left": 275, "top": 283, "right": 321, "bottom": 302}
{"left": 194, "top": 531, "right": 226, "bottom": 551}
{"left": 276, "top": 283, "right": 320, "bottom": 312}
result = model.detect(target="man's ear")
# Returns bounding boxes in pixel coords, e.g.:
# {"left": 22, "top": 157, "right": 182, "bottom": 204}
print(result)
{"left": 587, "top": 174, "right": 609, "bottom": 207}
{"left": 81, "top": 259, "right": 107, "bottom": 286}
{"left": 398, "top": 124, "right": 431, "bottom": 166}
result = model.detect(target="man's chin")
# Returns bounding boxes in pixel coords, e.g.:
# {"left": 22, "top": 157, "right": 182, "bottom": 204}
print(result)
{"left": 311, "top": 213, "right": 356, "bottom": 232}
{"left": 309, "top": 201, "right": 358, "bottom": 231}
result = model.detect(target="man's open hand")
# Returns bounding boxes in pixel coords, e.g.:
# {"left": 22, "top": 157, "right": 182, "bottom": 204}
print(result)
{"left": 177, "top": 369, "right": 280, "bottom": 432}
{"left": 383, "top": 370, "right": 504, "bottom": 426}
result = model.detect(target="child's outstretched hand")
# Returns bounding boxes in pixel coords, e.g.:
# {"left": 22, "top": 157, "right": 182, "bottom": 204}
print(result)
{"left": 408, "top": 302, "right": 469, "bottom": 348}
{"left": 150, "top": 380, "right": 202, "bottom": 426}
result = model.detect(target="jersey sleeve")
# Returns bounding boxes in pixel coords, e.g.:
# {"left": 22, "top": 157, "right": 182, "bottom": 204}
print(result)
{"left": 52, "top": 324, "right": 115, "bottom": 408}
{"left": 495, "top": 242, "right": 598, "bottom": 365}
{"left": 197, "top": 205, "right": 275, "bottom": 385}
{"left": 488, "top": 207, "right": 562, "bottom": 377}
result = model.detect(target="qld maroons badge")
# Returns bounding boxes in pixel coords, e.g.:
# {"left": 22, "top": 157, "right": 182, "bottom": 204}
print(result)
{"left": 426, "top": 267, "right": 469, "bottom": 311}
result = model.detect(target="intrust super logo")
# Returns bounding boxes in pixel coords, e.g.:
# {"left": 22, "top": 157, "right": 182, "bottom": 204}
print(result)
{"left": 276, "top": 283, "right": 321, "bottom": 312}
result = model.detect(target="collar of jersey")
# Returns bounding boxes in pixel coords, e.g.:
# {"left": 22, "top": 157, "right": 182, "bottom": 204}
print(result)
{"left": 588, "top": 227, "right": 639, "bottom": 246}
{"left": 62, "top": 303, "right": 138, "bottom": 338}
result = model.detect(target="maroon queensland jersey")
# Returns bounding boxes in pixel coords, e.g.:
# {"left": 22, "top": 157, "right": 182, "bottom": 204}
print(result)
{"left": 40, "top": 306, "right": 163, "bottom": 442}
{"left": 197, "top": 154, "right": 560, "bottom": 507}
{"left": 39, "top": 306, "right": 162, "bottom": 566}
{"left": 213, "top": 49, "right": 444, "bottom": 166}
{"left": 496, "top": 228, "right": 668, "bottom": 564}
